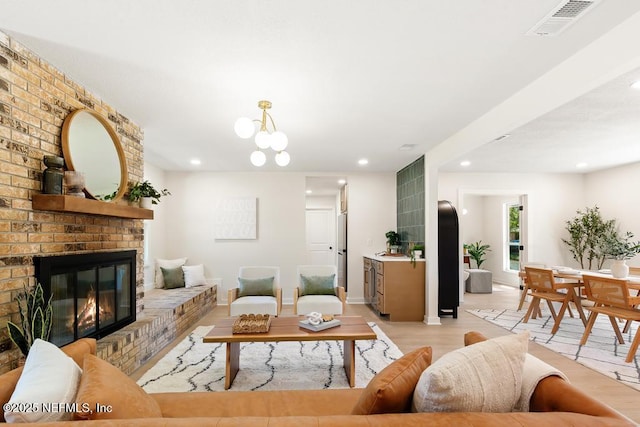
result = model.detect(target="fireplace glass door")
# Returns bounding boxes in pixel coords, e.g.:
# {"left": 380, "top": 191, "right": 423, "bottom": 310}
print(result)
{"left": 36, "top": 251, "right": 136, "bottom": 347}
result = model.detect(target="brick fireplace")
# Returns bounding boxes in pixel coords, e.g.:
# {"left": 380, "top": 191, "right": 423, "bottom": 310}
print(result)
{"left": 0, "top": 31, "right": 146, "bottom": 373}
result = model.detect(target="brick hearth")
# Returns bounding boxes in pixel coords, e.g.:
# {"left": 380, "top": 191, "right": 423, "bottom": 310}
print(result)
{"left": 97, "top": 285, "right": 217, "bottom": 375}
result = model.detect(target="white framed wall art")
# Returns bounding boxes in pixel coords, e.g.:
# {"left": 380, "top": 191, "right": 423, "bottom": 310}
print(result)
{"left": 214, "top": 197, "right": 257, "bottom": 240}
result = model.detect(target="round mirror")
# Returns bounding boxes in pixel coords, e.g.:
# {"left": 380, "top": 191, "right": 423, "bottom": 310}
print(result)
{"left": 62, "top": 109, "right": 128, "bottom": 201}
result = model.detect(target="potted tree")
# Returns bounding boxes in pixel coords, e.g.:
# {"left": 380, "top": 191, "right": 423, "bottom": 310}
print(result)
{"left": 600, "top": 230, "right": 640, "bottom": 278}
{"left": 6, "top": 282, "right": 53, "bottom": 358}
{"left": 467, "top": 240, "right": 491, "bottom": 269}
{"left": 562, "top": 206, "right": 615, "bottom": 270}
{"left": 128, "top": 180, "right": 171, "bottom": 208}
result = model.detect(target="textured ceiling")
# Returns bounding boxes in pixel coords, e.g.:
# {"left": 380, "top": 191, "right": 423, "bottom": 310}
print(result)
{"left": 1, "top": 0, "right": 640, "bottom": 176}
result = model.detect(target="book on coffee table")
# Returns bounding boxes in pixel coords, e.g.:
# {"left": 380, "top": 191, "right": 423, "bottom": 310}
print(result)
{"left": 299, "top": 318, "right": 341, "bottom": 332}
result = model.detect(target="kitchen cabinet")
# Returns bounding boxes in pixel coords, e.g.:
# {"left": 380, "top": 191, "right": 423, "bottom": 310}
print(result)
{"left": 363, "top": 256, "right": 425, "bottom": 321}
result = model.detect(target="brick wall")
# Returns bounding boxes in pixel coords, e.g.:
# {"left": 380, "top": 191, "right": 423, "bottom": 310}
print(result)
{"left": 0, "top": 31, "right": 146, "bottom": 372}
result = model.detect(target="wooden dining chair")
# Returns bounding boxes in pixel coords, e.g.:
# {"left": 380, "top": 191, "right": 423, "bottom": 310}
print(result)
{"left": 517, "top": 262, "right": 546, "bottom": 312}
{"left": 580, "top": 274, "right": 640, "bottom": 363}
{"left": 523, "top": 267, "right": 578, "bottom": 334}
{"left": 625, "top": 267, "right": 640, "bottom": 333}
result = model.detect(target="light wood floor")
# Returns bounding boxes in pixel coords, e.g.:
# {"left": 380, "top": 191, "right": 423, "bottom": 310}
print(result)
{"left": 130, "top": 285, "right": 640, "bottom": 423}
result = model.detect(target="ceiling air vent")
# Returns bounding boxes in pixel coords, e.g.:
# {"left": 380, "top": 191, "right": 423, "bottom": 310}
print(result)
{"left": 526, "top": 0, "right": 601, "bottom": 37}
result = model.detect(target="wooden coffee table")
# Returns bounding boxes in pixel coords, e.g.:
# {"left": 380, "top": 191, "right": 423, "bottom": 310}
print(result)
{"left": 203, "top": 315, "right": 377, "bottom": 389}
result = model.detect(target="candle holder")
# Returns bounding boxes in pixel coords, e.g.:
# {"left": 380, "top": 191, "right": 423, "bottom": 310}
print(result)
{"left": 64, "top": 171, "right": 86, "bottom": 198}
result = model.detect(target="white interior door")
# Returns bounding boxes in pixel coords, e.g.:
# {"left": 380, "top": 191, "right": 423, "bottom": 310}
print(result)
{"left": 305, "top": 209, "right": 336, "bottom": 265}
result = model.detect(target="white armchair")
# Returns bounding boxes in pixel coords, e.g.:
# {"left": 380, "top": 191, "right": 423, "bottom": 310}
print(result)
{"left": 228, "top": 266, "right": 282, "bottom": 317}
{"left": 294, "top": 265, "right": 346, "bottom": 315}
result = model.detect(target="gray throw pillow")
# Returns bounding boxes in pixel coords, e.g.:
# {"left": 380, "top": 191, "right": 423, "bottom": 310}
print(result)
{"left": 161, "top": 266, "right": 185, "bottom": 289}
{"left": 237, "top": 276, "right": 275, "bottom": 297}
{"left": 300, "top": 274, "right": 336, "bottom": 296}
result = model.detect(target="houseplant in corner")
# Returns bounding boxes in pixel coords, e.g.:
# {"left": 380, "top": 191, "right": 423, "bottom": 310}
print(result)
{"left": 128, "top": 180, "right": 171, "bottom": 208}
{"left": 467, "top": 240, "right": 491, "bottom": 269}
{"left": 599, "top": 230, "right": 640, "bottom": 278}
{"left": 6, "top": 282, "right": 53, "bottom": 358}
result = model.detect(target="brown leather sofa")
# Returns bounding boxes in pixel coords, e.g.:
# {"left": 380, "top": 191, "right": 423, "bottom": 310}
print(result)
{"left": 0, "top": 333, "right": 634, "bottom": 426}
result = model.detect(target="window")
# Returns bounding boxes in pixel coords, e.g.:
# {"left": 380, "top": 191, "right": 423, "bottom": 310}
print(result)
{"left": 506, "top": 204, "right": 520, "bottom": 271}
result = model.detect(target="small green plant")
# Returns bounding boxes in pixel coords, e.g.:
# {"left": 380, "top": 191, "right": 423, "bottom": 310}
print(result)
{"left": 6, "top": 283, "right": 53, "bottom": 357}
{"left": 385, "top": 230, "right": 401, "bottom": 246}
{"left": 467, "top": 241, "right": 491, "bottom": 269}
{"left": 410, "top": 244, "right": 424, "bottom": 267}
{"left": 385, "top": 230, "right": 401, "bottom": 253}
{"left": 600, "top": 230, "right": 640, "bottom": 260}
{"left": 128, "top": 180, "right": 171, "bottom": 205}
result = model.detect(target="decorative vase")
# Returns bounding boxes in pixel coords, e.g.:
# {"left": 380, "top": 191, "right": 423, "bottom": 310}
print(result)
{"left": 140, "top": 197, "right": 154, "bottom": 209}
{"left": 611, "top": 260, "right": 629, "bottom": 278}
{"left": 42, "top": 155, "right": 64, "bottom": 194}
{"left": 64, "top": 171, "right": 85, "bottom": 198}
{"left": 413, "top": 250, "right": 422, "bottom": 258}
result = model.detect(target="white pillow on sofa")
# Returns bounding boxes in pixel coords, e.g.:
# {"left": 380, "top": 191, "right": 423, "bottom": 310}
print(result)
{"left": 412, "top": 332, "right": 528, "bottom": 413}
{"left": 182, "top": 264, "right": 207, "bottom": 288}
{"left": 5, "top": 339, "right": 82, "bottom": 423}
{"left": 155, "top": 257, "right": 187, "bottom": 289}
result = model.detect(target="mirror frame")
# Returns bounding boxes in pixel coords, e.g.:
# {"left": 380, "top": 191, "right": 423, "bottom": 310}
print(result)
{"left": 61, "top": 109, "right": 128, "bottom": 202}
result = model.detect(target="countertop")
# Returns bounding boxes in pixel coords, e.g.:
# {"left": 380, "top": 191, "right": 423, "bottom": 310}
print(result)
{"left": 364, "top": 254, "right": 426, "bottom": 262}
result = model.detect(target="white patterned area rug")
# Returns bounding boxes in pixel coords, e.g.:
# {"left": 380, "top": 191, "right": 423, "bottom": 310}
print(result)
{"left": 467, "top": 308, "right": 640, "bottom": 391}
{"left": 138, "top": 322, "right": 402, "bottom": 392}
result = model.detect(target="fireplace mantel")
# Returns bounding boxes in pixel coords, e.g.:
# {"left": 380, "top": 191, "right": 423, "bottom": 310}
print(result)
{"left": 32, "top": 194, "right": 153, "bottom": 219}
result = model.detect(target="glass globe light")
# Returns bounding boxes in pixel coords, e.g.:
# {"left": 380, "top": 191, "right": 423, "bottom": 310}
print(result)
{"left": 275, "top": 151, "right": 290, "bottom": 167}
{"left": 255, "top": 131, "right": 272, "bottom": 149}
{"left": 270, "top": 131, "right": 288, "bottom": 152}
{"left": 234, "top": 117, "right": 255, "bottom": 139}
{"left": 250, "top": 150, "right": 267, "bottom": 166}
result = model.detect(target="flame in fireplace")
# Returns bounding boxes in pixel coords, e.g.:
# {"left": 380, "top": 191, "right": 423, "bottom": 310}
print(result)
{"left": 69, "top": 286, "right": 115, "bottom": 334}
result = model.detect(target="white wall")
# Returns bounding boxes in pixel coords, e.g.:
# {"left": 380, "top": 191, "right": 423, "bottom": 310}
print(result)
{"left": 482, "top": 195, "right": 518, "bottom": 285}
{"left": 143, "top": 162, "right": 169, "bottom": 289}
{"left": 345, "top": 173, "right": 396, "bottom": 303}
{"left": 440, "top": 162, "right": 640, "bottom": 286}
{"left": 584, "top": 161, "right": 640, "bottom": 268}
{"left": 439, "top": 172, "right": 586, "bottom": 288}
{"left": 146, "top": 170, "right": 395, "bottom": 305}
{"left": 459, "top": 194, "right": 485, "bottom": 248}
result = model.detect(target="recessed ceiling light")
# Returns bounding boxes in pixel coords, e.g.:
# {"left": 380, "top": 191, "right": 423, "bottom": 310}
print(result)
{"left": 576, "top": 162, "right": 588, "bottom": 168}
{"left": 358, "top": 159, "right": 369, "bottom": 166}
{"left": 460, "top": 160, "right": 471, "bottom": 167}
{"left": 631, "top": 80, "right": 640, "bottom": 90}
{"left": 306, "top": 190, "right": 312, "bottom": 194}
{"left": 338, "top": 179, "right": 346, "bottom": 185}
{"left": 190, "top": 158, "right": 201, "bottom": 165}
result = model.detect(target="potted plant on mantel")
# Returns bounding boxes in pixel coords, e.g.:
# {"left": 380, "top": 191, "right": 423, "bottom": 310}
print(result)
{"left": 6, "top": 282, "right": 53, "bottom": 359}
{"left": 600, "top": 230, "right": 640, "bottom": 278}
{"left": 128, "top": 180, "right": 171, "bottom": 209}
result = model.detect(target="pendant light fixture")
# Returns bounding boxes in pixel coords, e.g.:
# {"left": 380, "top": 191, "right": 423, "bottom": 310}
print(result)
{"left": 234, "top": 100, "right": 290, "bottom": 167}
